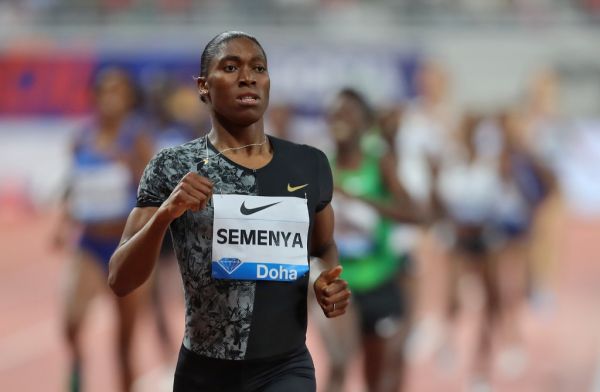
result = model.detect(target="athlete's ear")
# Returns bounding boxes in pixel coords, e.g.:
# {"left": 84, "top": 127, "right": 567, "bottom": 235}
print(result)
{"left": 196, "top": 76, "right": 209, "bottom": 103}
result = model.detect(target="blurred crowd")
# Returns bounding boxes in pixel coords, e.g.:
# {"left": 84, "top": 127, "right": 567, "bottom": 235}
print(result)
{"left": 283, "top": 61, "right": 565, "bottom": 392}
{"left": 2, "top": 0, "right": 600, "bottom": 25}
{"left": 0, "top": 0, "right": 598, "bottom": 388}
{"left": 44, "top": 53, "right": 596, "bottom": 392}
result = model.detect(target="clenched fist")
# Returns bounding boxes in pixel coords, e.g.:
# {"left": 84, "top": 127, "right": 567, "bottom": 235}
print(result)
{"left": 314, "top": 265, "right": 351, "bottom": 318}
{"left": 160, "top": 172, "right": 213, "bottom": 220}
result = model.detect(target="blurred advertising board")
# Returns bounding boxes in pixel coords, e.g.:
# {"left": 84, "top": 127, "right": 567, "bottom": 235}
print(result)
{"left": 0, "top": 46, "right": 420, "bottom": 117}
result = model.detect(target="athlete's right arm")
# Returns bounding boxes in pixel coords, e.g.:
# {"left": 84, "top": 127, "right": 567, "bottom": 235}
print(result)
{"left": 108, "top": 172, "right": 212, "bottom": 297}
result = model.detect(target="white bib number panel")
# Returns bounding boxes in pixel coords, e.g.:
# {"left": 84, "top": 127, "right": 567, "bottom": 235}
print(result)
{"left": 212, "top": 194, "right": 309, "bottom": 282}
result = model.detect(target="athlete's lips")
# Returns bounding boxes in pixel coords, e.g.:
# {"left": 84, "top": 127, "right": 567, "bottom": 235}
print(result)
{"left": 236, "top": 93, "right": 260, "bottom": 106}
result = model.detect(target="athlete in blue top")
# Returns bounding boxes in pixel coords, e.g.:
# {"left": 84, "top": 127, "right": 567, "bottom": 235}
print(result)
{"left": 56, "top": 67, "right": 154, "bottom": 392}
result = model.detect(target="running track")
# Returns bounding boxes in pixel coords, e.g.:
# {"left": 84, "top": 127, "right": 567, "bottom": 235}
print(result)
{"left": 1, "top": 199, "right": 600, "bottom": 392}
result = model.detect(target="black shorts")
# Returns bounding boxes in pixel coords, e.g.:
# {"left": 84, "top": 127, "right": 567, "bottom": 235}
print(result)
{"left": 173, "top": 344, "right": 316, "bottom": 392}
{"left": 455, "top": 234, "right": 488, "bottom": 256}
{"left": 454, "top": 225, "right": 488, "bottom": 256}
{"left": 353, "top": 279, "right": 404, "bottom": 336}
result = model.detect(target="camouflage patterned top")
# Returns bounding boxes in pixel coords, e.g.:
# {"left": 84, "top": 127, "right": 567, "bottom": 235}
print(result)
{"left": 137, "top": 135, "right": 332, "bottom": 360}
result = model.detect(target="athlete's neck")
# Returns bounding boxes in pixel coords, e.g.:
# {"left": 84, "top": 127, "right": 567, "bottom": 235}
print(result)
{"left": 336, "top": 143, "right": 362, "bottom": 170}
{"left": 209, "top": 122, "right": 266, "bottom": 151}
{"left": 98, "top": 115, "right": 125, "bottom": 134}
{"left": 207, "top": 123, "right": 273, "bottom": 170}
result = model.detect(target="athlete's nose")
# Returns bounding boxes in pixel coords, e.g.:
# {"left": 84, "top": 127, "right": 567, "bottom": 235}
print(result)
{"left": 238, "top": 66, "right": 256, "bottom": 87}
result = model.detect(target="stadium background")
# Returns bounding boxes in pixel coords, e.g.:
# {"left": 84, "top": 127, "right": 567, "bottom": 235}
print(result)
{"left": 1, "top": 1, "right": 600, "bottom": 391}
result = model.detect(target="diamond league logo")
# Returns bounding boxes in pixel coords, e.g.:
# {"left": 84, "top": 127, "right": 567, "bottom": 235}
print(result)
{"left": 217, "top": 258, "right": 243, "bottom": 274}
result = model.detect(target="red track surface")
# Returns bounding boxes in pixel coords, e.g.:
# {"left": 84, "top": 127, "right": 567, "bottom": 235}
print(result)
{"left": 1, "top": 200, "right": 600, "bottom": 392}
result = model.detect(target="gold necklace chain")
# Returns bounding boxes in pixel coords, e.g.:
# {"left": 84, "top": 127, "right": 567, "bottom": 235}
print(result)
{"left": 204, "top": 134, "right": 268, "bottom": 164}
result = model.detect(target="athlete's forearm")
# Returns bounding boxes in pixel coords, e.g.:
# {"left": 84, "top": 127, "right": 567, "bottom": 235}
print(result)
{"left": 311, "top": 240, "right": 339, "bottom": 270}
{"left": 361, "top": 198, "right": 424, "bottom": 223}
{"left": 108, "top": 208, "right": 171, "bottom": 296}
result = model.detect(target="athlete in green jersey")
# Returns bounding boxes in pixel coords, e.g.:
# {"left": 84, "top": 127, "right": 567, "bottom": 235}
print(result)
{"left": 332, "top": 141, "right": 399, "bottom": 292}
{"left": 318, "top": 88, "right": 422, "bottom": 392}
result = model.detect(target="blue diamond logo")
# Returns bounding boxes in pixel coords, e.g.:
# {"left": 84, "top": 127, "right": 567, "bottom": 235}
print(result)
{"left": 217, "top": 258, "right": 243, "bottom": 274}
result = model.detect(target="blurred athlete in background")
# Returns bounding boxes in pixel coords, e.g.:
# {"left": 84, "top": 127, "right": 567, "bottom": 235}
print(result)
{"left": 55, "top": 67, "right": 154, "bottom": 392}
{"left": 315, "top": 88, "right": 422, "bottom": 392}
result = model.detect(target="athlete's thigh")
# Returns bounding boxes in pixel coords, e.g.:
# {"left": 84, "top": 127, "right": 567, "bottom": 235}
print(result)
{"left": 62, "top": 249, "right": 106, "bottom": 325}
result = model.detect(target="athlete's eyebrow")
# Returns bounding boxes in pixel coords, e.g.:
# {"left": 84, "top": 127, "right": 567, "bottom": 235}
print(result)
{"left": 218, "top": 55, "right": 266, "bottom": 64}
{"left": 219, "top": 55, "right": 241, "bottom": 63}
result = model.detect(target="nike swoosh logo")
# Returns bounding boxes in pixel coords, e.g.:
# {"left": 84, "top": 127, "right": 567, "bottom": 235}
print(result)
{"left": 240, "top": 201, "right": 281, "bottom": 215}
{"left": 287, "top": 183, "right": 308, "bottom": 192}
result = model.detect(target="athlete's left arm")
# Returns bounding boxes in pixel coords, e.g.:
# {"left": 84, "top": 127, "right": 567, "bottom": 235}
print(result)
{"left": 311, "top": 204, "right": 350, "bottom": 318}
{"left": 337, "top": 151, "right": 429, "bottom": 224}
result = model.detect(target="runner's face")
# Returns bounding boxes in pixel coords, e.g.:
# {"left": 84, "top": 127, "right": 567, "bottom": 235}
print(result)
{"left": 327, "top": 96, "right": 365, "bottom": 144}
{"left": 202, "top": 38, "right": 270, "bottom": 127}
{"left": 96, "top": 73, "right": 135, "bottom": 120}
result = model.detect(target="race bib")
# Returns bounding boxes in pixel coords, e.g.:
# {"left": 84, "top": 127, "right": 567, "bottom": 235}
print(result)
{"left": 212, "top": 194, "right": 309, "bottom": 282}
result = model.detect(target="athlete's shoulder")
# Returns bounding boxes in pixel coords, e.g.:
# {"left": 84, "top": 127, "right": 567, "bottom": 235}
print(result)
{"left": 71, "top": 119, "right": 97, "bottom": 148}
{"left": 154, "top": 137, "right": 202, "bottom": 161}
{"left": 269, "top": 135, "right": 327, "bottom": 160}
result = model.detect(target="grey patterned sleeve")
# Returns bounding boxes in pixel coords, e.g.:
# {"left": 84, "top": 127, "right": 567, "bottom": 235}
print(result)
{"left": 136, "top": 149, "right": 172, "bottom": 207}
